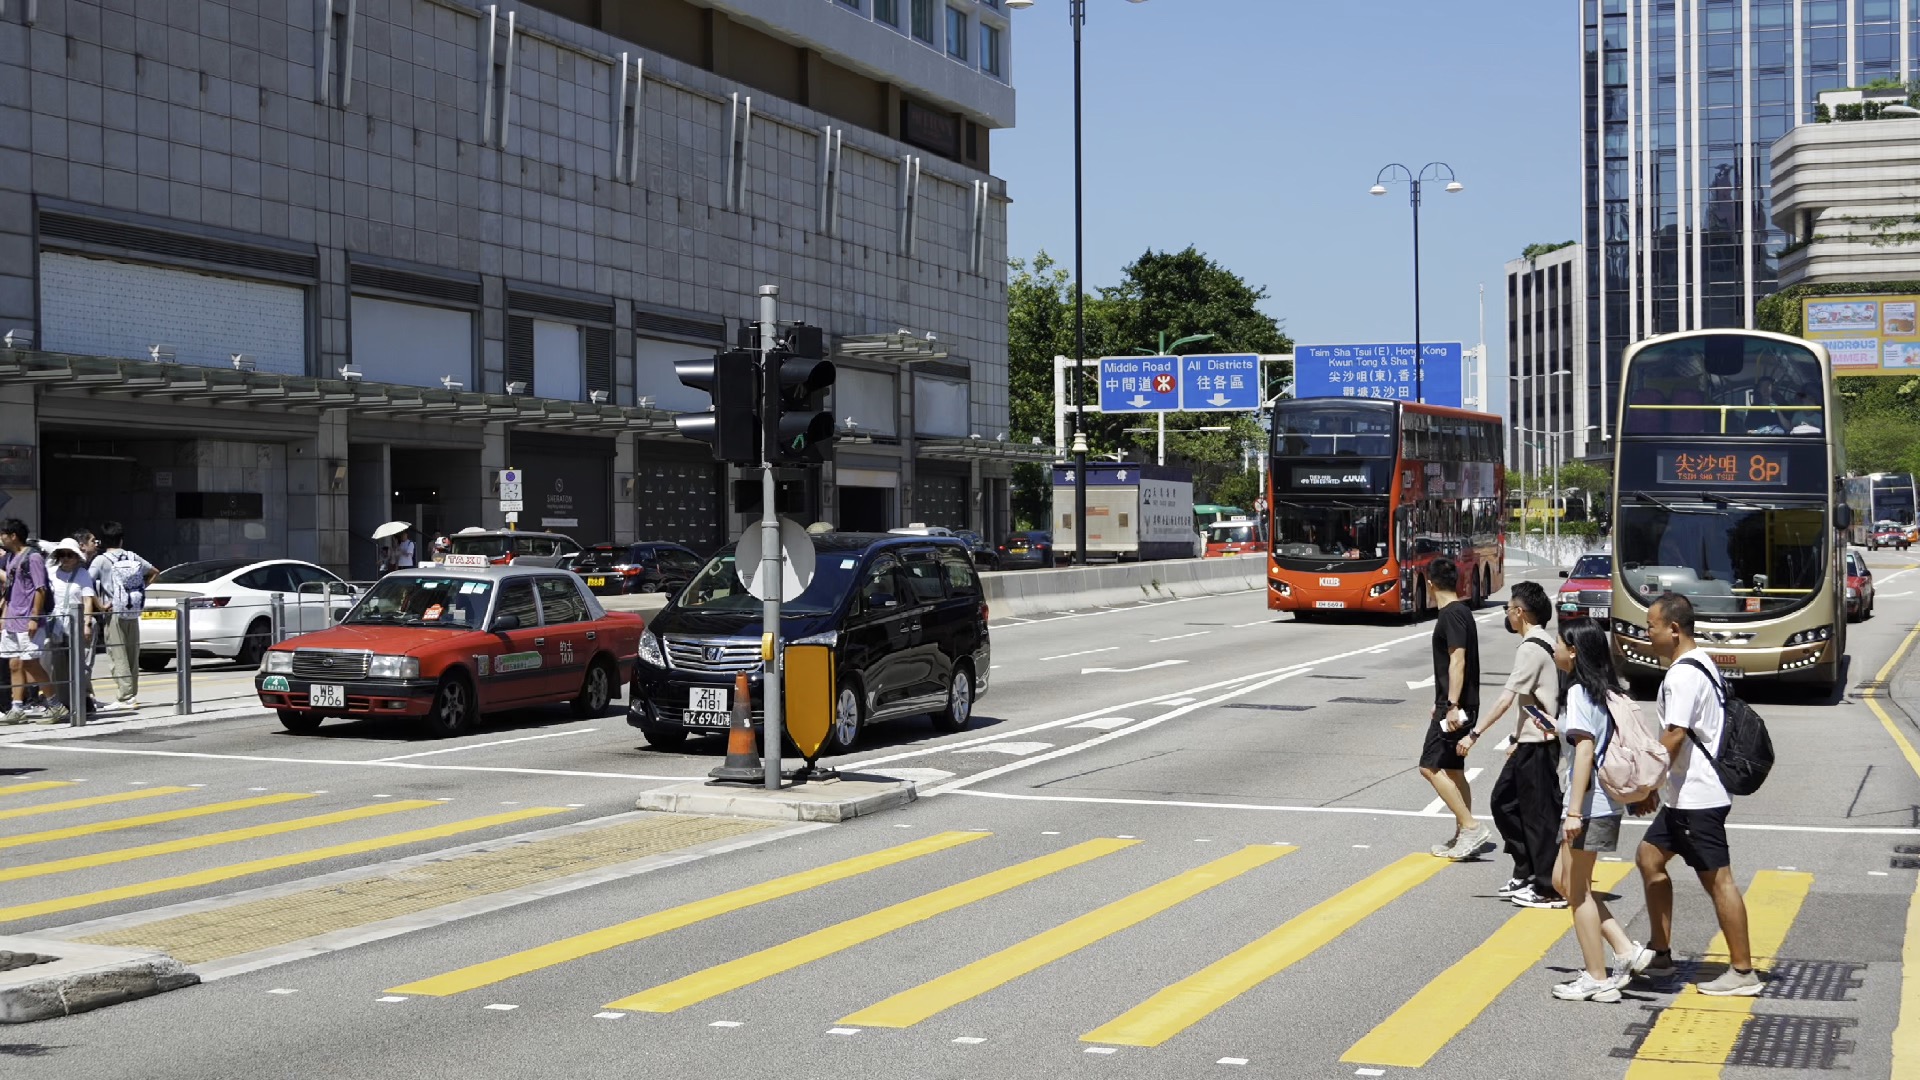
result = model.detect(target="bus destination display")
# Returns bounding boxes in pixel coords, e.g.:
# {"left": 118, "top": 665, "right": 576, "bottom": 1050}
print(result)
{"left": 1290, "top": 465, "right": 1374, "bottom": 490}
{"left": 1655, "top": 450, "right": 1789, "bottom": 486}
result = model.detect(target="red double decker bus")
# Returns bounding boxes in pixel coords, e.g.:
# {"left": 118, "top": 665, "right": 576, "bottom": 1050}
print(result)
{"left": 1265, "top": 399, "right": 1506, "bottom": 618}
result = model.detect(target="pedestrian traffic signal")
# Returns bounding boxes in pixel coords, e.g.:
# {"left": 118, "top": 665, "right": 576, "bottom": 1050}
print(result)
{"left": 673, "top": 350, "right": 759, "bottom": 464}
{"left": 764, "top": 324, "right": 836, "bottom": 464}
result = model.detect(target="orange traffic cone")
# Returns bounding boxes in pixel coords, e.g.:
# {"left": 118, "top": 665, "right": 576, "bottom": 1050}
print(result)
{"left": 707, "top": 672, "right": 762, "bottom": 784}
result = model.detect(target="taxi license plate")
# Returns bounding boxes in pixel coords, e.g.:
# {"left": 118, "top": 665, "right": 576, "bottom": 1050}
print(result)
{"left": 141, "top": 609, "right": 174, "bottom": 620}
{"left": 1315, "top": 600, "right": 1346, "bottom": 609}
{"left": 587, "top": 576, "right": 607, "bottom": 587}
{"left": 309, "top": 684, "right": 346, "bottom": 708}
{"left": 1588, "top": 606, "right": 1608, "bottom": 617}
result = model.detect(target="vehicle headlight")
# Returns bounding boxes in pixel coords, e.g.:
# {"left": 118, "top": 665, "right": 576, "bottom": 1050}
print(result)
{"left": 793, "top": 630, "right": 840, "bottom": 647}
{"left": 1785, "top": 625, "right": 1833, "bottom": 646}
{"left": 1612, "top": 619, "right": 1649, "bottom": 641}
{"left": 1269, "top": 579, "right": 1291, "bottom": 595}
{"left": 637, "top": 631, "right": 664, "bottom": 667}
{"left": 367, "top": 655, "right": 421, "bottom": 679}
{"left": 262, "top": 651, "right": 293, "bottom": 674}
{"left": 1369, "top": 581, "right": 1396, "bottom": 597}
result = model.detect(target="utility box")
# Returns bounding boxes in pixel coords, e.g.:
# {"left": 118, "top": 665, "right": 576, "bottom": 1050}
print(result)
{"left": 1051, "top": 462, "right": 1196, "bottom": 562}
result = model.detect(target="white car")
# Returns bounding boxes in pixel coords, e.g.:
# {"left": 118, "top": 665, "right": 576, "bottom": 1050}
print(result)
{"left": 138, "top": 559, "right": 358, "bottom": 670}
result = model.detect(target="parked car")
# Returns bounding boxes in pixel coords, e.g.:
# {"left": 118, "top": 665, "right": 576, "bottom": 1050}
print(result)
{"left": 628, "top": 533, "right": 990, "bottom": 754}
{"left": 954, "top": 530, "right": 1000, "bottom": 571}
{"left": 566, "top": 542, "right": 705, "bottom": 596}
{"left": 254, "top": 565, "right": 645, "bottom": 735}
{"left": 1871, "top": 522, "right": 1911, "bottom": 551}
{"left": 441, "top": 530, "right": 581, "bottom": 567}
{"left": 997, "top": 530, "right": 1055, "bottom": 569}
{"left": 139, "top": 559, "right": 358, "bottom": 670}
{"left": 1556, "top": 552, "right": 1614, "bottom": 624}
{"left": 1846, "top": 546, "right": 1875, "bottom": 621}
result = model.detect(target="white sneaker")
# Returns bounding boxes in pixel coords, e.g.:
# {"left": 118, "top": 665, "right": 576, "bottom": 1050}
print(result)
{"left": 1430, "top": 830, "right": 1460, "bottom": 857}
{"left": 0, "top": 707, "right": 25, "bottom": 725}
{"left": 1495, "top": 877, "right": 1528, "bottom": 897}
{"left": 1698, "top": 968, "right": 1763, "bottom": 997}
{"left": 1552, "top": 972, "right": 1622, "bottom": 1002}
{"left": 1606, "top": 941, "right": 1644, "bottom": 990}
{"left": 1510, "top": 885, "right": 1569, "bottom": 909}
{"left": 1445, "top": 822, "right": 1493, "bottom": 861}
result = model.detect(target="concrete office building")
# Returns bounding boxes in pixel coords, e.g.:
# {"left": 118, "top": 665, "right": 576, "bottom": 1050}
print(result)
{"left": 0, "top": 0, "right": 1031, "bottom": 577}
{"left": 1580, "top": 0, "right": 1919, "bottom": 457}
{"left": 1505, "top": 244, "right": 1590, "bottom": 476}
{"left": 1770, "top": 87, "right": 1920, "bottom": 287}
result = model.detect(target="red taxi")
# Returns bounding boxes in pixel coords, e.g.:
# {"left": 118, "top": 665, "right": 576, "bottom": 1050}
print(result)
{"left": 1556, "top": 552, "right": 1613, "bottom": 623}
{"left": 255, "top": 560, "right": 644, "bottom": 736}
{"left": 1205, "top": 518, "right": 1265, "bottom": 557}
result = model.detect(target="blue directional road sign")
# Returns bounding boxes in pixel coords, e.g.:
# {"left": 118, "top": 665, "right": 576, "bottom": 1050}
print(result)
{"left": 1097, "top": 355, "right": 1180, "bottom": 413}
{"left": 1293, "top": 343, "right": 1463, "bottom": 409}
{"left": 1179, "top": 353, "right": 1261, "bottom": 411}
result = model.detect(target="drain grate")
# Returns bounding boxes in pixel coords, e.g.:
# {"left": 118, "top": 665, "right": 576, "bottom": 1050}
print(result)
{"left": 1763, "top": 960, "right": 1865, "bottom": 1002}
{"left": 1728, "top": 1013, "right": 1857, "bottom": 1070}
{"left": 1328, "top": 696, "right": 1406, "bottom": 706}
{"left": 1857, "top": 680, "right": 1888, "bottom": 692}
{"left": 1224, "top": 703, "right": 1315, "bottom": 712}
{"left": 1892, "top": 856, "right": 1920, "bottom": 870}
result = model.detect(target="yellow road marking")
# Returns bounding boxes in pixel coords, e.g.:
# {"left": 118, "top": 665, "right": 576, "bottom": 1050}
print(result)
{"left": 1863, "top": 620, "right": 1920, "bottom": 782}
{"left": 1857, "top": 621, "right": 1920, "bottom": 1079}
{"left": 1088, "top": 852, "right": 1451, "bottom": 1048}
{"left": 0, "top": 792, "right": 316, "bottom": 851}
{"left": 390, "top": 830, "right": 990, "bottom": 998}
{"left": 607, "top": 837, "right": 1137, "bottom": 1013}
{"left": 0, "top": 800, "right": 440, "bottom": 883}
{"left": 1625, "top": 869, "right": 1812, "bottom": 1077}
{"left": 0, "top": 786, "right": 191, "bottom": 822}
{"left": 0, "top": 806, "right": 565, "bottom": 924}
{"left": 1342, "top": 862, "right": 1635, "bottom": 1068}
{"left": 844, "top": 843, "right": 1293, "bottom": 1028}
{"left": 0, "top": 780, "right": 77, "bottom": 799}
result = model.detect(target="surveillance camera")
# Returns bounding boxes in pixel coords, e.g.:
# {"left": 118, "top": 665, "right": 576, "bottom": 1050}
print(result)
{"left": 4, "top": 329, "right": 34, "bottom": 349}
{"left": 230, "top": 353, "right": 257, "bottom": 371}
{"left": 589, "top": 389, "right": 609, "bottom": 404}
{"left": 506, "top": 380, "right": 529, "bottom": 395}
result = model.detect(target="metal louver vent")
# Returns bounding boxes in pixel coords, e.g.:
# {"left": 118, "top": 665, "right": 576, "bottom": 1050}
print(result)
{"left": 585, "top": 326, "right": 613, "bottom": 394}
{"left": 39, "top": 212, "right": 319, "bottom": 279}
{"left": 633, "top": 309, "right": 723, "bottom": 343}
{"left": 506, "top": 315, "right": 535, "bottom": 389}
{"left": 507, "top": 290, "right": 612, "bottom": 325}
{"left": 350, "top": 263, "right": 481, "bottom": 305}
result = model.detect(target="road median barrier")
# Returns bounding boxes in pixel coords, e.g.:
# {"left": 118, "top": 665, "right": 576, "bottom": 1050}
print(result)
{"left": 0, "top": 936, "right": 197, "bottom": 1022}
{"left": 982, "top": 554, "right": 1266, "bottom": 619}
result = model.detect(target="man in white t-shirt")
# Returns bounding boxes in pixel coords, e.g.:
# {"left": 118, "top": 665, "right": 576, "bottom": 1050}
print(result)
{"left": 1627, "top": 592, "right": 1759, "bottom": 997}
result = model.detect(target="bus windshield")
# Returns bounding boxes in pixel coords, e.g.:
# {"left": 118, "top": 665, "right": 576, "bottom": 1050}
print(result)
{"left": 1273, "top": 403, "right": 1397, "bottom": 457}
{"left": 1272, "top": 500, "right": 1391, "bottom": 561}
{"left": 1874, "top": 481, "right": 1916, "bottom": 525}
{"left": 1621, "top": 334, "right": 1827, "bottom": 437}
{"left": 1616, "top": 499, "right": 1827, "bottom": 617}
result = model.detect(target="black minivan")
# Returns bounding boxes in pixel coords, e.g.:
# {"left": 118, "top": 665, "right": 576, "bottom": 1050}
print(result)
{"left": 627, "top": 533, "right": 990, "bottom": 754}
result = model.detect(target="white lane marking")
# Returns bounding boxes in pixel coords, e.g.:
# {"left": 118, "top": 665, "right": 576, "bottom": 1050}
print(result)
{"left": 1148, "top": 631, "right": 1210, "bottom": 643}
{"left": 1233, "top": 620, "right": 1272, "bottom": 628}
{"left": 951, "top": 742, "right": 1055, "bottom": 757}
{"left": 267, "top": 988, "right": 299, "bottom": 995}
{"left": 1357, "top": 1070, "right": 1387, "bottom": 1078}
{"left": 377, "top": 996, "right": 408, "bottom": 1003}
{"left": 827, "top": 1027, "right": 861, "bottom": 1036}
{"left": 871, "top": 768, "right": 955, "bottom": 784}
{"left": 953, "top": 1036, "right": 987, "bottom": 1045}
{"left": 128, "top": 780, "right": 148, "bottom": 786}
{"left": 1352, "top": 845, "right": 1370, "bottom": 849}
{"left": 711, "top": 1021, "right": 743, "bottom": 1028}
{"left": 484, "top": 1003, "right": 517, "bottom": 1011}
{"left": 1406, "top": 675, "right": 1437, "bottom": 690}
{"left": 1155, "top": 696, "right": 1196, "bottom": 707}
{"left": 1039, "top": 647, "right": 1119, "bottom": 662}
{"left": 924, "top": 669, "right": 1310, "bottom": 797}
{"left": 1085, "top": 1047, "right": 1118, "bottom": 1055}
{"left": 595, "top": 1012, "right": 627, "bottom": 1019}
{"left": 1883, "top": 591, "right": 1914, "bottom": 598}
{"left": 372, "top": 728, "right": 598, "bottom": 762}
{"left": 1082, "top": 660, "right": 1189, "bottom": 675}
{"left": 994, "top": 593, "right": 1214, "bottom": 628}
{"left": 1420, "top": 768, "right": 1484, "bottom": 815}
{"left": 948, "top": 789, "right": 1920, "bottom": 835}
{"left": 1872, "top": 871, "right": 1891, "bottom": 876}
{"left": 1069, "top": 717, "right": 1137, "bottom": 731}
{"left": 7, "top": 744, "right": 696, "bottom": 782}
{"left": 1219, "top": 1058, "right": 1249, "bottom": 1066}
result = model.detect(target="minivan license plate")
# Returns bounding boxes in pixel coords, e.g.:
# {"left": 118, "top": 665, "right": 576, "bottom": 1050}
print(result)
{"left": 309, "top": 684, "right": 346, "bottom": 708}
{"left": 689, "top": 687, "right": 728, "bottom": 714}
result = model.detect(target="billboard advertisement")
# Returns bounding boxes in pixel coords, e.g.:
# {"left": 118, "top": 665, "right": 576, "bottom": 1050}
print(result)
{"left": 1293, "top": 343, "right": 1464, "bottom": 408}
{"left": 1801, "top": 295, "right": 1920, "bottom": 375}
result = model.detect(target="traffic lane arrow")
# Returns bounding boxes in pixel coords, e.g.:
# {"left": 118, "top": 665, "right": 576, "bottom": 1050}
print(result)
{"left": 1207, "top": 394, "right": 1231, "bottom": 407}
{"left": 1127, "top": 395, "right": 1152, "bottom": 408}
{"left": 1081, "top": 659, "right": 1189, "bottom": 676}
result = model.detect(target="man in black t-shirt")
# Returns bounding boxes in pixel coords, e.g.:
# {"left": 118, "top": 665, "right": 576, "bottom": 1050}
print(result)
{"left": 1419, "top": 557, "right": 1491, "bottom": 860}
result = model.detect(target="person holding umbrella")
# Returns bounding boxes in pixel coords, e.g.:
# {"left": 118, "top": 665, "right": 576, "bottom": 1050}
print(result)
{"left": 372, "top": 521, "right": 414, "bottom": 575}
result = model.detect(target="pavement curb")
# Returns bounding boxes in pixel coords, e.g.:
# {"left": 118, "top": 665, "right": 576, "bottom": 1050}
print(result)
{"left": 0, "top": 701, "right": 270, "bottom": 744}
{"left": 636, "top": 773, "right": 916, "bottom": 822}
{"left": 0, "top": 937, "right": 198, "bottom": 1023}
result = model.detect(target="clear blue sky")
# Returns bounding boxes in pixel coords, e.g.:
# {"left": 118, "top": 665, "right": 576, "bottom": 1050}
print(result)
{"left": 995, "top": 1, "right": 1578, "bottom": 416}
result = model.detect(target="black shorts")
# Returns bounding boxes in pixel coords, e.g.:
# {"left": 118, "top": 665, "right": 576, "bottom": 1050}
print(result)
{"left": 1642, "top": 805, "right": 1732, "bottom": 871}
{"left": 1419, "top": 705, "right": 1475, "bottom": 771}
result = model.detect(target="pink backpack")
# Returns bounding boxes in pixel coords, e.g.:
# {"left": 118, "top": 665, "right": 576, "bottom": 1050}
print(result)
{"left": 1594, "top": 690, "right": 1670, "bottom": 805}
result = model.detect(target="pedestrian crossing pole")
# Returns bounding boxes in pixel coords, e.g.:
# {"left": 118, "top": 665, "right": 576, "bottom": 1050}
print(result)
{"left": 756, "top": 284, "right": 785, "bottom": 791}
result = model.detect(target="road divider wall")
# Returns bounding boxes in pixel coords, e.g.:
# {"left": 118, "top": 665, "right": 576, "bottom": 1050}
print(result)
{"left": 982, "top": 555, "right": 1266, "bottom": 619}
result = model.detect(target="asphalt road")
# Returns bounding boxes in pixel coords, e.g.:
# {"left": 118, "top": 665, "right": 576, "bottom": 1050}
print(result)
{"left": 7, "top": 552, "right": 1920, "bottom": 1080}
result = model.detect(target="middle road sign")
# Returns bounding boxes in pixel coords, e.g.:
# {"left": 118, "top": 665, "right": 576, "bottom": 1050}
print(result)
{"left": 1097, "top": 355, "right": 1180, "bottom": 413}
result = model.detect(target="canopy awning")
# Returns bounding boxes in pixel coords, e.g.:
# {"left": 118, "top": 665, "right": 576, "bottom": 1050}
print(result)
{"left": 835, "top": 332, "right": 950, "bottom": 365}
{"left": 914, "top": 436, "right": 1056, "bottom": 463}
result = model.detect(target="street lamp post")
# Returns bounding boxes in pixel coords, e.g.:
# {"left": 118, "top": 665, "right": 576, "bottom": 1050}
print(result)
{"left": 1370, "top": 163, "right": 1463, "bottom": 405}
{"left": 1138, "top": 330, "right": 1216, "bottom": 466}
{"left": 1009, "top": 0, "right": 1148, "bottom": 565}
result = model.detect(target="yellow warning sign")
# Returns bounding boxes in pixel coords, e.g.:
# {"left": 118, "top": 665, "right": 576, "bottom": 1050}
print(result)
{"left": 783, "top": 644, "right": 837, "bottom": 760}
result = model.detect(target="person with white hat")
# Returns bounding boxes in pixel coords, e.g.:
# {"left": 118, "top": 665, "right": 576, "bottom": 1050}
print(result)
{"left": 43, "top": 537, "right": 99, "bottom": 724}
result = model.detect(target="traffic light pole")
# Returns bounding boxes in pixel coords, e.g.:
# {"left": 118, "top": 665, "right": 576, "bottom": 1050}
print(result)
{"left": 757, "top": 284, "right": 785, "bottom": 791}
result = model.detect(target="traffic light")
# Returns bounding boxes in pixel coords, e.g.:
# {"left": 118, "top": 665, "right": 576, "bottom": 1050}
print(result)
{"left": 673, "top": 350, "right": 759, "bottom": 464}
{"left": 763, "top": 324, "right": 836, "bottom": 463}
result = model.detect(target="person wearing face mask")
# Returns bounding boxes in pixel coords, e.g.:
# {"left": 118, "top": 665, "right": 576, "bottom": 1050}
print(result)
{"left": 1458, "top": 580, "right": 1565, "bottom": 908}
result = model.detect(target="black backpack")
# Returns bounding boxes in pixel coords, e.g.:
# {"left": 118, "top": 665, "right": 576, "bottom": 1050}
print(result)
{"left": 1674, "top": 657, "right": 1774, "bottom": 796}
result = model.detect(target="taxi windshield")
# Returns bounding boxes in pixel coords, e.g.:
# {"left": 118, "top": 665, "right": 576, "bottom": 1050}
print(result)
{"left": 345, "top": 576, "right": 493, "bottom": 628}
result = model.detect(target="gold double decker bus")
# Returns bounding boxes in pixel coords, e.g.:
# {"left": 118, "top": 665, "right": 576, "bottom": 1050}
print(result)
{"left": 1609, "top": 330, "right": 1849, "bottom": 695}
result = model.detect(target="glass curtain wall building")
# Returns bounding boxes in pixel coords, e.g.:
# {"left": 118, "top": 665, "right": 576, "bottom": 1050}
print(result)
{"left": 1580, "top": 0, "right": 1912, "bottom": 457}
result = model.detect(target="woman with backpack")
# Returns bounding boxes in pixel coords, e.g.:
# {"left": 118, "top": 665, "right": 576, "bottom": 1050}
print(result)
{"left": 1549, "top": 619, "right": 1656, "bottom": 1002}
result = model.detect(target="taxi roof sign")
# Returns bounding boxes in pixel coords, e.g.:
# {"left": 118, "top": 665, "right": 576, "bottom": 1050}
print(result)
{"left": 440, "top": 553, "right": 492, "bottom": 567}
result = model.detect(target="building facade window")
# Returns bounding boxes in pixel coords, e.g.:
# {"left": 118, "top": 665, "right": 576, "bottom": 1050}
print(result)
{"left": 980, "top": 22, "right": 1002, "bottom": 76}
{"left": 946, "top": 6, "right": 968, "bottom": 59}
{"left": 837, "top": 0, "right": 861, "bottom": 9}
{"left": 911, "top": 0, "right": 935, "bottom": 43}
{"left": 876, "top": 0, "right": 899, "bottom": 27}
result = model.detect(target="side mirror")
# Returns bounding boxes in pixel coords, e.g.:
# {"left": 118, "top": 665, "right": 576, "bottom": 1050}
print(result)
{"left": 1558, "top": 570, "right": 1569, "bottom": 578}
{"left": 491, "top": 612, "right": 521, "bottom": 632}
{"left": 866, "top": 592, "right": 898, "bottom": 610}
{"left": 1835, "top": 504, "right": 1854, "bottom": 530}
{"left": 333, "top": 609, "right": 349, "bottom": 624}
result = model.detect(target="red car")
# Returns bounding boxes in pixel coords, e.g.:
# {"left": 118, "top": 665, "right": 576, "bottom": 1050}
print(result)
{"left": 1846, "top": 547, "right": 1875, "bottom": 621}
{"left": 1205, "top": 519, "right": 1265, "bottom": 557}
{"left": 1556, "top": 553, "right": 1613, "bottom": 623}
{"left": 256, "top": 562, "right": 644, "bottom": 736}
